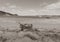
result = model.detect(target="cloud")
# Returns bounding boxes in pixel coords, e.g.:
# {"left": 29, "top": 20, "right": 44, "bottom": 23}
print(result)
{"left": 0, "top": 3, "right": 39, "bottom": 16}
{"left": 28, "top": 9, "right": 36, "bottom": 12}
{"left": 0, "top": 3, "right": 23, "bottom": 14}
{"left": 18, "top": 9, "right": 39, "bottom": 16}
{"left": 39, "top": 2, "right": 60, "bottom": 15}
{"left": 1, "top": 2, "right": 60, "bottom": 16}
{"left": 44, "top": 2, "right": 60, "bottom": 9}
{"left": 2, "top": 2, "right": 60, "bottom": 16}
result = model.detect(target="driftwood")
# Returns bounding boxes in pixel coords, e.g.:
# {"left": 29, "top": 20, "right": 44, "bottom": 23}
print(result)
{"left": 20, "top": 23, "right": 33, "bottom": 31}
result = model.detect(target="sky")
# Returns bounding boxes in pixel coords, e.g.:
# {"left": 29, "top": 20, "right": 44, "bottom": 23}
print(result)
{"left": 0, "top": 0, "right": 60, "bottom": 16}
